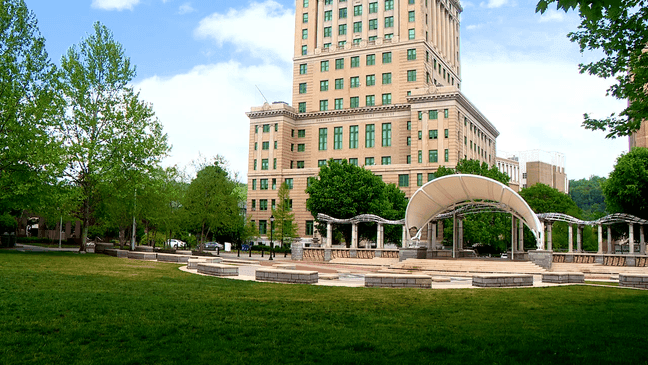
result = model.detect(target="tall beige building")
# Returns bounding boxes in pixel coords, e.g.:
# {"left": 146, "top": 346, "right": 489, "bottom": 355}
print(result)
{"left": 246, "top": 0, "right": 499, "bottom": 240}
{"left": 629, "top": 120, "right": 648, "bottom": 149}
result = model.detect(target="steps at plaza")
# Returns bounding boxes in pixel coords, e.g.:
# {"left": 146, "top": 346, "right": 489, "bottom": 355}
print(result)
{"left": 392, "top": 259, "right": 547, "bottom": 275}
{"left": 551, "top": 262, "right": 648, "bottom": 276}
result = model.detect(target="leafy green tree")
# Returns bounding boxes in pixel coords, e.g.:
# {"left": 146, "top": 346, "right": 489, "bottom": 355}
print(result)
{"left": 536, "top": 0, "right": 648, "bottom": 138}
{"left": 434, "top": 159, "right": 510, "bottom": 184}
{"left": 306, "top": 159, "right": 407, "bottom": 246}
{"left": 58, "top": 22, "right": 169, "bottom": 250}
{"left": 271, "top": 182, "right": 298, "bottom": 247}
{"left": 569, "top": 175, "right": 607, "bottom": 219}
{"left": 0, "top": 0, "right": 63, "bottom": 216}
{"left": 603, "top": 147, "right": 648, "bottom": 218}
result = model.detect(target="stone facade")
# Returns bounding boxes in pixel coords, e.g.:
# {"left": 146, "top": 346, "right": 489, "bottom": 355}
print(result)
{"left": 542, "top": 272, "right": 585, "bottom": 284}
{"left": 619, "top": 274, "right": 648, "bottom": 289}
{"left": 364, "top": 273, "right": 432, "bottom": 288}
{"left": 255, "top": 268, "right": 319, "bottom": 284}
{"left": 472, "top": 274, "right": 533, "bottom": 287}
{"left": 528, "top": 250, "right": 553, "bottom": 269}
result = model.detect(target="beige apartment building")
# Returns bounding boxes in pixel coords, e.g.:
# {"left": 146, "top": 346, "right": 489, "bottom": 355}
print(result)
{"left": 247, "top": 0, "right": 499, "bottom": 240}
{"left": 629, "top": 120, "right": 648, "bottom": 149}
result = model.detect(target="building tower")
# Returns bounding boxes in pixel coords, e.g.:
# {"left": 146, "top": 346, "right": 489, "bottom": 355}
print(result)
{"left": 246, "top": 0, "right": 499, "bottom": 241}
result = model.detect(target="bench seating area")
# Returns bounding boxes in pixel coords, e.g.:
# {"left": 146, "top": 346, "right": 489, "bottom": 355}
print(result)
{"left": 134, "top": 246, "right": 154, "bottom": 252}
{"left": 542, "top": 272, "right": 584, "bottom": 284}
{"left": 255, "top": 268, "right": 318, "bottom": 284}
{"left": 364, "top": 273, "right": 432, "bottom": 288}
{"left": 104, "top": 249, "right": 129, "bottom": 258}
{"left": 197, "top": 263, "right": 239, "bottom": 277}
{"left": 95, "top": 243, "right": 114, "bottom": 254}
{"left": 472, "top": 274, "right": 534, "bottom": 287}
{"left": 187, "top": 257, "right": 223, "bottom": 269}
{"left": 127, "top": 251, "right": 157, "bottom": 261}
{"left": 157, "top": 253, "right": 198, "bottom": 263}
{"left": 619, "top": 274, "right": 648, "bottom": 289}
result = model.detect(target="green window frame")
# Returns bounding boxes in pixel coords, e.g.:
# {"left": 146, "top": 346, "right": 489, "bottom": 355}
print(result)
{"left": 385, "top": 0, "right": 394, "bottom": 10}
{"left": 350, "top": 76, "right": 360, "bottom": 88}
{"left": 260, "top": 179, "right": 268, "bottom": 190}
{"left": 338, "top": 40, "right": 346, "bottom": 47}
{"left": 353, "top": 21, "right": 362, "bottom": 33}
{"left": 382, "top": 93, "right": 391, "bottom": 105}
{"left": 285, "top": 178, "right": 293, "bottom": 189}
{"left": 417, "top": 173, "right": 423, "bottom": 186}
{"left": 339, "top": 7, "right": 347, "bottom": 18}
{"left": 418, "top": 150, "right": 422, "bottom": 163}
{"left": 429, "top": 130, "right": 438, "bottom": 139}
{"left": 299, "top": 83, "right": 307, "bottom": 94}
{"left": 350, "top": 96, "right": 359, "bottom": 108}
{"left": 407, "top": 70, "right": 416, "bottom": 81}
{"left": 399, "top": 174, "right": 409, "bottom": 187}
{"left": 407, "top": 48, "right": 416, "bottom": 60}
{"left": 324, "top": 26, "right": 332, "bottom": 37}
{"left": 339, "top": 24, "right": 347, "bottom": 35}
{"left": 254, "top": 142, "right": 257, "bottom": 150}
{"left": 302, "top": 29, "right": 308, "bottom": 39}
{"left": 407, "top": 155, "right": 411, "bottom": 164}
{"left": 298, "top": 129, "right": 306, "bottom": 138}
{"left": 301, "top": 45, "right": 307, "bottom": 55}
{"left": 382, "top": 123, "right": 391, "bottom": 147}
{"left": 319, "top": 99, "right": 328, "bottom": 111}
{"left": 366, "top": 54, "right": 375, "bottom": 65}
{"left": 263, "top": 124, "right": 270, "bottom": 132}
{"left": 418, "top": 131, "right": 422, "bottom": 140}
{"left": 318, "top": 160, "right": 326, "bottom": 167}
{"left": 260, "top": 200, "right": 267, "bottom": 211}
{"left": 429, "top": 110, "right": 438, "bottom": 119}
{"left": 324, "top": 10, "right": 332, "bottom": 21}
{"left": 408, "top": 10, "right": 415, "bottom": 22}
{"left": 261, "top": 158, "right": 269, "bottom": 170}
{"left": 369, "top": 2, "right": 378, "bottom": 13}
{"left": 354, "top": 5, "right": 362, "bottom": 16}
{"left": 297, "top": 161, "right": 305, "bottom": 169}
{"left": 306, "top": 221, "right": 314, "bottom": 236}
{"left": 351, "top": 56, "right": 360, "bottom": 68}
{"left": 366, "top": 95, "right": 375, "bottom": 106}
{"left": 408, "top": 28, "right": 415, "bottom": 39}
{"left": 320, "top": 80, "right": 329, "bottom": 91}
{"left": 407, "top": 136, "right": 411, "bottom": 146}
{"left": 407, "top": 121, "right": 412, "bottom": 130}
{"left": 365, "top": 124, "right": 375, "bottom": 148}
{"left": 262, "top": 141, "right": 269, "bottom": 150}
{"left": 334, "top": 98, "right": 343, "bottom": 110}
{"left": 303, "top": 13, "right": 308, "bottom": 23}
{"left": 335, "top": 58, "right": 344, "bottom": 69}
{"left": 334, "top": 126, "right": 343, "bottom": 149}
{"left": 349, "top": 125, "right": 358, "bottom": 148}
{"left": 382, "top": 52, "right": 392, "bottom": 63}
{"left": 335, "top": 78, "right": 344, "bottom": 89}
{"left": 444, "top": 129, "right": 449, "bottom": 138}
{"left": 369, "top": 19, "right": 378, "bottom": 30}
{"left": 366, "top": 74, "right": 375, "bottom": 86}
{"left": 321, "top": 60, "right": 329, "bottom": 72}
{"left": 381, "top": 156, "right": 391, "bottom": 165}
{"left": 297, "top": 143, "right": 305, "bottom": 152}
{"left": 299, "top": 63, "right": 307, "bottom": 74}
{"left": 382, "top": 72, "right": 391, "bottom": 84}
{"left": 252, "top": 179, "right": 256, "bottom": 190}
{"left": 385, "top": 16, "right": 394, "bottom": 28}
{"left": 303, "top": 0, "right": 309, "bottom": 7}
{"left": 298, "top": 102, "right": 306, "bottom": 113}
{"left": 319, "top": 128, "right": 327, "bottom": 150}
{"left": 385, "top": 33, "right": 393, "bottom": 39}
{"left": 273, "top": 158, "right": 277, "bottom": 169}
{"left": 444, "top": 149, "right": 449, "bottom": 162}
{"left": 349, "top": 158, "right": 358, "bottom": 166}
{"left": 429, "top": 150, "right": 438, "bottom": 163}
{"left": 444, "top": 109, "right": 449, "bottom": 118}
{"left": 365, "top": 157, "right": 375, "bottom": 166}
{"left": 272, "top": 178, "right": 276, "bottom": 190}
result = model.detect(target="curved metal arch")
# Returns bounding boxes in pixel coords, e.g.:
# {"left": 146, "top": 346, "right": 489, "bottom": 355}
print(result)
{"left": 317, "top": 213, "right": 405, "bottom": 226}
{"left": 537, "top": 213, "right": 588, "bottom": 226}
{"left": 538, "top": 212, "right": 648, "bottom": 226}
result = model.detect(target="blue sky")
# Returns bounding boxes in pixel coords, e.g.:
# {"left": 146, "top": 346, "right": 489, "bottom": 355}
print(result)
{"left": 26, "top": 0, "right": 628, "bottom": 181}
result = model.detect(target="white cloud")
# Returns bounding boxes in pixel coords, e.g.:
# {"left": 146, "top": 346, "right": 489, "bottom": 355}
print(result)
{"left": 538, "top": 9, "right": 566, "bottom": 23}
{"left": 179, "top": 2, "right": 195, "bottom": 14}
{"left": 461, "top": 60, "right": 627, "bottom": 179}
{"left": 466, "top": 24, "right": 483, "bottom": 30}
{"left": 136, "top": 61, "right": 292, "bottom": 180}
{"left": 91, "top": 0, "right": 139, "bottom": 11}
{"left": 194, "top": 1, "right": 295, "bottom": 64}
{"left": 480, "top": 0, "right": 509, "bottom": 8}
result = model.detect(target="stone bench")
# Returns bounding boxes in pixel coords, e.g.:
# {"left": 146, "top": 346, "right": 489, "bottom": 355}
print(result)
{"left": 273, "top": 263, "right": 296, "bottom": 270}
{"left": 197, "top": 263, "right": 239, "bottom": 277}
{"left": 619, "top": 274, "right": 648, "bottom": 289}
{"left": 542, "top": 272, "right": 584, "bottom": 284}
{"left": 134, "top": 245, "right": 154, "bottom": 252}
{"left": 104, "top": 249, "right": 129, "bottom": 258}
{"left": 364, "top": 274, "right": 432, "bottom": 288}
{"left": 157, "top": 253, "right": 198, "bottom": 263}
{"left": 255, "top": 268, "right": 319, "bottom": 284}
{"left": 127, "top": 251, "right": 157, "bottom": 261}
{"left": 472, "top": 274, "right": 534, "bottom": 288}
{"left": 187, "top": 257, "right": 223, "bottom": 269}
{"left": 95, "top": 243, "right": 114, "bottom": 254}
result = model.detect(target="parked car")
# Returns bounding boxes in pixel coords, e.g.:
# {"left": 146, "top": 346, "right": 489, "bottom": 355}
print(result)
{"left": 166, "top": 239, "right": 186, "bottom": 249}
{"left": 501, "top": 253, "right": 508, "bottom": 259}
{"left": 204, "top": 242, "right": 224, "bottom": 250}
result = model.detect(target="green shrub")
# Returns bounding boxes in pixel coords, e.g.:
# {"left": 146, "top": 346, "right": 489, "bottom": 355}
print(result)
{"left": 0, "top": 213, "right": 17, "bottom": 234}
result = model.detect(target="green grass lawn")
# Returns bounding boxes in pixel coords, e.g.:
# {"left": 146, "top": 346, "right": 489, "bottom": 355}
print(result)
{"left": 1, "top": 251, "right": 647, "bottom": 365}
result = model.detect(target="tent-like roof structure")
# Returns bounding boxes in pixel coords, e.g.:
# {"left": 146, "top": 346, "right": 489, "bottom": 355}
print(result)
{"left": 405, "top": 174, "right": 543, "bottom": 247}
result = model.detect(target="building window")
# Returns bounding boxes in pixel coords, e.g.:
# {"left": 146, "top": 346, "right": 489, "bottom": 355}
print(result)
{"left": 297, "top": 161, "right": 305, "bottom": 169}
{"left": 409, "top": 0, "right": 415, "bottom": 4}
{"left": 365, "top": 124, "right": 375, "bottom": 148}
{"left": 334, "top": 126, "right": 343, "bottom": 149}
{"left": 385, "top": 0, "right": 394, "bottom": 10}
{"left": 319, "top": 99, "right": 328, "bottom": 111}
{"left": 298, "top": 143, "right": 305, "bottom": 152}
{"left": 418, "top": 150, "right": 422, "bottom": 163}
{"left": 273, "top": 158, "right": 277, "bottom": 169}
{"left": 369, "top": 19, "right": 378, "bottom": 30}
{"left": 382, "top": 72, "right": 392, "bottom": 84}
{"left": 298, "top": 129, "right": 306, "bottom": 138}
{"left": 353, "top": 21, "right": 362, "bottom": 33}
{"left": 381, "top": 156, "right": 391, "bottom": 165}
{"left": 444, "top": 108, "right": 449, "bottom": 118}
{"left": 351, "top": 56, "right": 360, "bottom": 68}
{"left": 262, "top": 141, "right": 269, "bottom": 150}
{"left": 349, "top": 158, "right": 358, "bottom": 165}
{"left": 407, "top": 136, "right": 411, "bottom": 146}
{"left": 429, "top": 130, "right": 438, "bottom": 139}
{"left": 354, "top": 5, "right": 362, "bottom": 16}
{"left": 382, "top": 123, "right": 391, "bottom": 147}
{"left": 301, "top": 45, "right": 307, "bottom": 55}
{"left": 321, "top": 60, "right": 329, "bottom": 72}
{"left": 303, "top": 13, "right": 308, "bottom": 23}
{"left": 254, "top": 142, "right": 257, "bottom": 151}
{"left": 324, "top": 10, "right": 332, "bottom": 21}
{"left": 428, "top": 173, "right": 435, "bottom": 182}
{"left": 350, "top": 96, "right": 359, "bottom": 108}
{"left": 306, "top": 221, "right": 314, "bottom": 235}
{"left": 324, "top": 26, "right": 332, "bottom": 37}
{"left": 365, "top": 157, "right": 375, "bottom": 166}
{"left": 334, "top": 98, "right": 343, "bottom": 110}
{"left": 320, "top": 80, "right": 329, "bottom": 91}
{"left": 382, "top": 52, "right": 392, "bottom": 63}
{"left": 252, "top": 179, "right": 257, "bottom": 190}
{"left": 339, "top": 7, "right": 347, "bottom": 18}
{"left": 338, "top": 40, "right": 347, "bottom": 48}
{"left": 349, "top": 125, "right": 358, "bottom": 148}
{"left": 319, "top": 128, "right": 327, "bottom": 150}
{"left": 335, "top": 58, "right": 344, "bottom": 69}
{"left": 366, "top": 74, "right": 376, "bottom": 86}
{"left": 429, "top": 150, "right": 438, "bottom": 163}
{"left": 366, "top": 95, "right": 375, "bottom": 106}
{"left": 262, "top": 124, "right": 270, "bottom": 132}
{"left": 407, "top": 121, "right": 412, "bottom": 130}
{"left": 260, "top": 179, "right": 268, "bottom": 190}
{"left": 285, "top": 178, "right": 293, "bottom": 189}
{"left": 261, "top": 158, "right": 268, "bottom": 170}
{"left": 299, "top": 83, "right": 307, "bottom": 94}
{"left": 385, "top": 16, "right": 394, "bottom": 28}
{"left": 350, "top": 76, "right": 360, "bottom": 88}
{"left": 444, "top": 149, "right": 449, "bottom": 162}
{"left": 259, "top": 220, "right": 267, "bottom": 234}
{"left": 429, "top": 110, "right": 438, "bottom": 119}
{"left": 382, "top": 93, "right": 391, "bottom": 105}
{"left": 409, "top": 10, "right": 415, "bottom": 22}
{"left": 317, "top": 159, "right": 326, "bottom": 167}
{"left": 299, "top": 63, "right": 307, "bottom": 74}
{"left": 302, "top": 29, "right": 308, "bottom": 39}
{"left": 303, "top": 0, "right": 309, "bottom": 7}
{"left": 339, "top": 24, "right": 347, "bottom": 35}
{"left": 333, "top": 78, "right": 344, "bottom": 90}
{"left": 444, "top": 129, "right": 449, "bottom": 138}
{"left": 366, "top": 54, "right": 375, "bottom": 65}
{"left": 407, "top": 70, "right": 416, "bottom": 81}
{"left": 399, "top": 174, "right": 409, "bottom": 187}
{"left": 272, "top": 178, "right": 277, "bottom": 190}
{"left": 407, "top": 48, "right": 416, "bottom": 60}
{"left": 369, "top": 2, "right": 378, "bottom": 13}
{"left": 417, "top": 173, "right": 423, "bottom": 186}
{"left": 408, "top": 28, "right": 415, "bottom": 39}
{"left": 418, "top": 131, "right": 422, "bottom": 140}
{"left": 298, "top": 102, "right": 306, "bottom": 113}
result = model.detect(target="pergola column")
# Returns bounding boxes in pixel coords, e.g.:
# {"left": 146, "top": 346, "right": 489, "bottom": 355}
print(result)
{"left": 452, "top": 214, "right": 457, "bottom": 258}
{"left": 568, "top": 224, "right": 574, "bottom": 253}
{"left": 402, "top": 225, "right": 408, "bottom": 248}
{"left": 429, "top": 222, "right": 436, "bottom": 249}
{"left": 629, "top": 223, "right": 634, "bottom": 254}
{"left": 326, "top": 223, "right": 333, "bottom": 248}
{"left": 518, "top": 218, "right": 524, "bottom": 252}
{"left": 511, "top": 216, "right": 517, "bottom": 257}
{"left": 351, "top": 223, "right": 358, "bottom": 249}
{"left": 577, "top": 226, "right": 582, "bottom": 252}
{"left": 547, "top": 222, "right": 553, "bottom": 251}
{"left": 640, "top": 226, "right": 645, "bottom": 255}
{"left": 458, "top": 216, "right": 464, "bottom": 251}
{"left": 607, "top": 226, "right": 612, "bottom": 254}
{"left": 377, "top": 223, "right": 384, "bottom": 249}
{"left": 597, "top": 224, "right": 603, "bottom": 254}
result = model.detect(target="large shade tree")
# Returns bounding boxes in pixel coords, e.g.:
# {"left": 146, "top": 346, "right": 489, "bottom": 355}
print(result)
{"left": 603, "top": 147, "right": 648, "bottom": 219}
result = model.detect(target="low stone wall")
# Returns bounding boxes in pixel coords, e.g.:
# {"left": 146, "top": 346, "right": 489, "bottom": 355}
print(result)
{"left": 187, "top": 257, "right": 223, "bottom": 269}
{"left": 299, "top": 247, "right": 400, "bottom": 261}
{"left": 364, "top": 273, "right": 432, "bottom": 289}
{"left": 398, "top": 247, "right": 428, "bottom": 262}
{"left": 134, "top": 246, "right": 154, "bottom": 252}
{"left": 542, "top": 272, "right": 584, "bottom": 284}
{"left": 528, "top": 250, "right": 553, "bottom": 269}
{"left": 157, "top": 253, "right": 197, "bottom": 263}
{"left": 619, "top": 274, "right": 648, "bottom": 289}
{"left": 255, "top": 268, "right": 318, "bottom": 284}
{"left": 472, "top": 274, "right": 534, "bottom": 288}
{"left": 104, "top": 249, "right": 128, "bottom": 258}
{"left": 95, "top": 243, "right": 113, "bottom": 254}
{"left": 127, "top": 251, "right": 157, "bottom": 261}
{"left": 197, "top": 263, "right": 239, "bottom": 277}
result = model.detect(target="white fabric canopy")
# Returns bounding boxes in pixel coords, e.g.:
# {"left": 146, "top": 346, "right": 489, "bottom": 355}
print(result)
{"left": 405, "top": 174, "right": 543, "bottom": 247}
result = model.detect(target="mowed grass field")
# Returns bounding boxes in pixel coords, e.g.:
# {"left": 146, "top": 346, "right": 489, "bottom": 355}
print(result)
{"left": 1, "top": 251, "right": 647, "bottom": 365}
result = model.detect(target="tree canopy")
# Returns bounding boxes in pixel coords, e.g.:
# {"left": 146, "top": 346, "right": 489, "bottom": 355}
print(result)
{"left": 271, "top": 182, "right": 298, "bottom": 246}
{"left": 602, "top": 147, "right": 648, "bottom": 218}
{"left": 306, "top": 159, "right": 407, "bottom": 246}
{"left": 569, "top": 175, "right": 607, "bottom": 219}
{"left": 434, "top": 159, "right": 511, "bottom": 185}
{"left": 536, "top": 0, "right": 648, "bottom": 138}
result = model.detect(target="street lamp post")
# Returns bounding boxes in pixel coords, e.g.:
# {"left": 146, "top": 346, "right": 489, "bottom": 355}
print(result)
{"left": 269, "top": 215, "right": 274, "bottom": 261}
